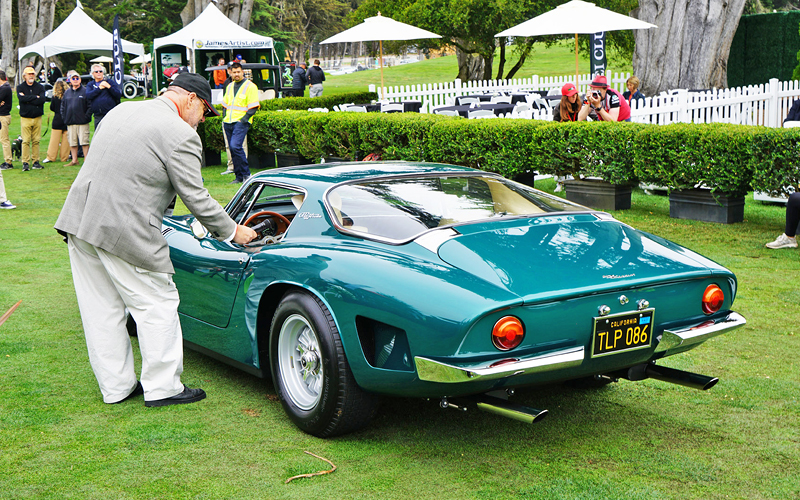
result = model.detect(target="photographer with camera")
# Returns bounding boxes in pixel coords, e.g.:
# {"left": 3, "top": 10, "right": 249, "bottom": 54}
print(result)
{"left": 578, "top": 75, "right": 630, "bottom": 122}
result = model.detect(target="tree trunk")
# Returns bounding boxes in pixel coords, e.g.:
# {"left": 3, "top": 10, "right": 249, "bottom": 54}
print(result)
{"left": 456, "top": 47, "right": 489, "bottom": 81}
{"left": 12, "top": 0, "right": 56, "bottom": 80}
{"left": 0, "top": 0, "right": 14, "bottom": 78}
{"left": 504, "top": 41, "right": 534, "bottom": 80}
{"left": 182, "top": 0, "right": 253, "bottom": 28}
{"left": 632, "top": 0, "right": 747, "bottom": 95}
{"left": 32, "top": 0, "right": 56, "bottom": 43}
{"left": 496, "top": 38, "right": 506, "bottom": 80}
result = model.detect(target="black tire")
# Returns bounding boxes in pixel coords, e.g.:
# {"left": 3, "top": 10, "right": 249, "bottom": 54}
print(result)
{"left": 122, "top": 81, "right": 137, "bottom": 99}
{"left": 269, "top": 290, "right": 377, "bottom": 437}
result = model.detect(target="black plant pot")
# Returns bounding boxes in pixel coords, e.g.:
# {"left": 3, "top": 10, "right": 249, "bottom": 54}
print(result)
{"left": 320, "top": 156, "right": 349, "bottom": 163}
{"left": 563, "top": 179, "right": 632, "bottom": 211}
{"left": 276, "top": 153, "right": 311, "bottom": 167}
{"left": 668, "top": 189, "right": 745, "bottom": 224}
{"left": 203, "top": 149, "right": 221, "bottom": 167}
{"left": 513, "top": 171, "right": 536, "bottom": 187}
{"left": 250, "top": 152, "right": 277, "bottom": 171}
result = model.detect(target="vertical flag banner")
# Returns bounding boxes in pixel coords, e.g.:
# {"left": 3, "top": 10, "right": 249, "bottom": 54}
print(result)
{"left": 112, "top": 14, "right": 124, "bottom": 87}
{"left": 591, "top": 31, "right": 606, "bottom": 76}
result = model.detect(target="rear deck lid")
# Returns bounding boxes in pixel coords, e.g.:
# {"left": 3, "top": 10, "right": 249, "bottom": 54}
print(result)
{"left": 436, "top": 215, "right": 717, "bottom": 302}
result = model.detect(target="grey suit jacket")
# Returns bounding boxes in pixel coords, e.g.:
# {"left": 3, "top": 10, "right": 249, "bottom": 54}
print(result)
{"left": 55, "top": 96, "right": 237, "bottom": 274}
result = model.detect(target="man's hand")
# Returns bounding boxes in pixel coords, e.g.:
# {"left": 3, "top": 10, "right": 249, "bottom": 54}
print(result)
{"left": 99, "top": 81, "right": 111, "bottom": 89}
{"left": 232, "top": 224, "right": 258, "bottom": 244}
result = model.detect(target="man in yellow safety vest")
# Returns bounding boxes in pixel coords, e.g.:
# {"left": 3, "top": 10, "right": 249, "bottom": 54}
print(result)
{"left": 221, "top": 62, "right": 260, "bottom": 184}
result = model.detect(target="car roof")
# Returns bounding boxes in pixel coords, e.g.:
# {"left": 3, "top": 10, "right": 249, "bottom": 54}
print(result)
{"left": 250, "top": 161, "right": 481, "bottom": 188}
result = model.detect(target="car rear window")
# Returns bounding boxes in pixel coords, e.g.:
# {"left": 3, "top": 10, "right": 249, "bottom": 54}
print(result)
{"left": 326, "top": 175, "right": 584, "bottom": 242}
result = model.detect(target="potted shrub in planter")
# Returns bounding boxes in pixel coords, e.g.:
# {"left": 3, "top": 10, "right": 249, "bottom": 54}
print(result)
{"left": 749, "top": 127, "right": 800, "bottom": 201}
{"left": 634, "top": 123, "right": 754, "bottom": 224}
{"left": 533, "top": 122, "right": 641, "bottom": 211}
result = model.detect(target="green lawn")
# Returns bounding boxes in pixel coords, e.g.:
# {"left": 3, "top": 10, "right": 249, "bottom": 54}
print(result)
{"left": 1, "top": 55, "right": 799, "bottom": 499}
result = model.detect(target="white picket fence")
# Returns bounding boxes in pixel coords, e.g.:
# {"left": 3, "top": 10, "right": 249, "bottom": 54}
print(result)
{"left": 369, "top": 72, "right": 631, "bottom": 112}
{"left": 369, "top": 74, "right": 800, "bottom": 128}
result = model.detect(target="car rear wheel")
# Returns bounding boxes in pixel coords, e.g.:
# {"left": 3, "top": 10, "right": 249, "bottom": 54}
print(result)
{"left": 270, "top": 290, "right": 377, "bottom": 437}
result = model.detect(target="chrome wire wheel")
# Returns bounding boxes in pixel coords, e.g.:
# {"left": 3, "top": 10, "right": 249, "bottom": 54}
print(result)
{"left": 277, "top": 313, "right": 323, "bottom": 410}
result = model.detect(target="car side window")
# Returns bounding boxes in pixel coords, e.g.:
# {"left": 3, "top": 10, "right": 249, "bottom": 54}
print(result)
{"left": 228, "top": 183, "right": 305, "bottom": 225}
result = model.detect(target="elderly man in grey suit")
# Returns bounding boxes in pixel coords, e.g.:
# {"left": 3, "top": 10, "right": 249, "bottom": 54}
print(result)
{"left": 55, "top": 73, "right": 257, "bottom": 407}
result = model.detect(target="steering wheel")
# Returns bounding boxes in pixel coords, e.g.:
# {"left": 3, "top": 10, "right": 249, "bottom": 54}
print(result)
{"left": 243, "top": 210, "right": 291, "bottom": 237}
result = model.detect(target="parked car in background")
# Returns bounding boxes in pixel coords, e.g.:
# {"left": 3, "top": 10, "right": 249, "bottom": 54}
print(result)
{"left": 47, "top": 74, "right": 143, "bottom": 100}
{"left": 159, "top": 162, "right": 746, "bottom": 437}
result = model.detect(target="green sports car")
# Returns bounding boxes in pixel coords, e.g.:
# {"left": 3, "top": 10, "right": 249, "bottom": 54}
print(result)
{"left": 164, "top": 162, "right": 745, "bottom": 437}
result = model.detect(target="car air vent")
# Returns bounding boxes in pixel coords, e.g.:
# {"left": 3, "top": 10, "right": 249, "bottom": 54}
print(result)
{"left": 162, "top": 227, "right": 174, "bottom": 237}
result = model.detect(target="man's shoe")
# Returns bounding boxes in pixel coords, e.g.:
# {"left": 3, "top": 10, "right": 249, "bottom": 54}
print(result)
{"left": 765, "top": 233, "right": 798, "bottom": 249}
{"left": 220, "top": 169, "right": 234, "bottom": 175}
{"left": 111, "top": 381, "right": 143, "bottom": 404}
{"left": 41, "top": 158, "right": 51, "bottom": 164}
{"left": 22, "top": 163, "right": 30, "bottom": 171}
{"left": 31, "top": 161, "right": 44, "bottom": 169}
{"left": 229, "top": 179, "right": 243, "bottom": 184}
{"left": 145, "top": 386, "right": 206, "bottom": 407}
{"left": 0, "top": 163, "right": 12, "bottom": 170}
{"left": 0, "top": 201, "right": 16, "bottom": 209}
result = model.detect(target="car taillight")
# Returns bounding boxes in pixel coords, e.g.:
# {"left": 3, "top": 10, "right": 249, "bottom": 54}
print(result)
{"left": 492, "top": 316, "right": 524, "bottom": 351}
{"left": 702, "top": 284, "right": 725, "bottom": 314}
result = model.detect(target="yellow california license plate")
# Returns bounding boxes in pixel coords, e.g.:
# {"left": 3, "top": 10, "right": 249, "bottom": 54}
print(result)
{"left": 591, "top": 309, "right": 654, "bottom": 358}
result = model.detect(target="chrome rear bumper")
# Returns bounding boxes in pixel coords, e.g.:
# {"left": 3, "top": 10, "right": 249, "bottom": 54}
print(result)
{"left": 654, "top": 311, "right": 746, "bottom": 356}
{"left": 415, "top": 346, "right": 584, "bottom": 384}
{"left": 414, "top": 311, "right": 745, "bottom": 384}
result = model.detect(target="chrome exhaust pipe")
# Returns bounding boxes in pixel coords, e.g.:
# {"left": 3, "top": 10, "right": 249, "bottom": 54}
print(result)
{"left": 626, "top": 362, "right": 718, "bottom": 391}
{"left": 474, "top": 394, "right": 548, "bottom": 424}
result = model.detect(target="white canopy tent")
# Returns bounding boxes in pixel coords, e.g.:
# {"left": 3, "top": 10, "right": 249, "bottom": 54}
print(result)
{"left": 130, "top": 54, "right": 152, "bottom": 65}
{"left": 152, "top": 4, "right": 276, "bottom": 99}
{"left": 18, "top": 4, "right": 144, "bottom": 66}
{"left": 153, "top": 4, "right": 274, "bottom": 64}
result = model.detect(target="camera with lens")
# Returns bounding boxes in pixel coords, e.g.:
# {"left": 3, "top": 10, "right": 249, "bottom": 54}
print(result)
{"left": 591, "top": 90, "right": 601, "bottom": 99}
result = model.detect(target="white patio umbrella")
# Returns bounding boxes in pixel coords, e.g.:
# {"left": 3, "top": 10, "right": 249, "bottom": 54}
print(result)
{"left": 496, "top": 0, "right": 656, "bottom": 85}
{"left": 321, "top": 13, "right": 441, "bottom": 99}
{"left": 90, "top": 55, "right": 114, "bottom": 63}
{"left": 130, "top": 53, "right": 152, "bottom": 65}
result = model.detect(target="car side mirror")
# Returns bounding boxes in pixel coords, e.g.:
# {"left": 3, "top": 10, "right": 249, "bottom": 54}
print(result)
{"left": 190, "top": 219, "right": 208, "bottom": 239}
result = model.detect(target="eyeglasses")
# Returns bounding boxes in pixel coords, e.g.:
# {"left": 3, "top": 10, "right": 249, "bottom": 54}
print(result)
{"left": 92, "top": 70, "right": 104, "bottom": 74}
{"left": 70, "top": 76, "right": 80, "bottom": 81}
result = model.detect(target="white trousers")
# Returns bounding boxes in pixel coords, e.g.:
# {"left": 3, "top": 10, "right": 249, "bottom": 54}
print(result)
{"left": 68, "top": 235, "right": 184, "bottom": 403}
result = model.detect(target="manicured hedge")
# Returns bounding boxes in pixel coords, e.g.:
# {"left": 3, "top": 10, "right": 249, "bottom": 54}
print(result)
{"left": 749, "top": 127, "right": 800, "bottom": 196}
{"left": 200, "top": 90, "right": 379, "bottom": 152}
{"left": 633, "top": 123, "right": 755, "bottom": 196}
{"left": 202, "top": 109, "right": 800, "bottom": 196}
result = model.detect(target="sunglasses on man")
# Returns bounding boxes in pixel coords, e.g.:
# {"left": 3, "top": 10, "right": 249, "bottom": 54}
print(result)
{"left": 70, "top": 76, "right": 81, "bottom": 81}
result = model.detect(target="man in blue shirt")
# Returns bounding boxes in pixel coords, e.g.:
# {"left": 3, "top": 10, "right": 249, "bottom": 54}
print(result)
{"left": 85, "top": 64, "right": 121, "bottom": 129}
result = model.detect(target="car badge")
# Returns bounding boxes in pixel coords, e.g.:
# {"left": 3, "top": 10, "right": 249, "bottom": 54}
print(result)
{"left": 297, "top": 212, "right": 322, "bottom": 220}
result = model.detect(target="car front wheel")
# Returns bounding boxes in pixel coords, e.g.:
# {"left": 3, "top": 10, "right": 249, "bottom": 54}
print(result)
{"left": 122, "top": 81, "right": 138, "bottom": 99}
{"left": 269, "top": 290, "right": 376, "bottom": 437}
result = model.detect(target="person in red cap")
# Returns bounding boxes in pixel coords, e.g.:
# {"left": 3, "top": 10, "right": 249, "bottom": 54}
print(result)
{"left": 553, "top": 82, "right": 592, "bottom": 122}
{"left": 578, "top": 75, "right": 631, "bottom": 122}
